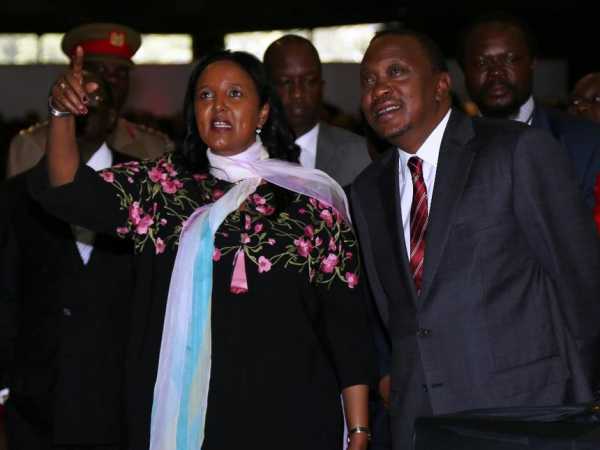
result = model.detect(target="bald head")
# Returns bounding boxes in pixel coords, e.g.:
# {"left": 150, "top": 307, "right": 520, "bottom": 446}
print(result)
{"left": 568, "top": 73, "right": 600, "bottom": 124}
{"left": 263, "top": 35, "right": 324, "bottom": 137}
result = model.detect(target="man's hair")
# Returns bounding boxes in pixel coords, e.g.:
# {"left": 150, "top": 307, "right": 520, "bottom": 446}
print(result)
{"left": 457, "top": 11, "right": 538, "bottom": 68}
{"left": 371, "top": 28, "right": 448, "bottom": 73}
{"left": 263, "top": 34, "right": 322, "bottom": 74}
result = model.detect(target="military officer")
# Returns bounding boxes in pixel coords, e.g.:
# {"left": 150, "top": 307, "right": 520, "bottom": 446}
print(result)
{"left": 6, "top": 22, "right": 173, "bottom": 178}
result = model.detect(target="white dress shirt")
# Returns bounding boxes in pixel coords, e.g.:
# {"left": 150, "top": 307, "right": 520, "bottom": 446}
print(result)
{"left": 398, "top": 110, "right": 451, "bottom": 257}
{"left": 295, "top": 123, "right": 320, "bottom": 169}
{"left": 72, "top": 143, "right": 113, "bottom": 264}
{"left": 510, "top": 96, "right": 535, "bottom": 125}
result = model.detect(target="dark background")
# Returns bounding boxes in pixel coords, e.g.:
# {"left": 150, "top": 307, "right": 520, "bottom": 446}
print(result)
{"left": 1, "top": 1, "right": 595, "bottom": 83}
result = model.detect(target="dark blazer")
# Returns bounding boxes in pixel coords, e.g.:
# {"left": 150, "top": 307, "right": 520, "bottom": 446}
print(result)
{"left": 315, "top": 122, "right": 371, "bottom": 187}
{"left": 351, "top": 109, "right": 600, "bottom": 450}
{"left": 531, "top": 105, "right": 600, "bottom": 209}
{"left": 0, "top": 151, "right": 135, "bottom": 447}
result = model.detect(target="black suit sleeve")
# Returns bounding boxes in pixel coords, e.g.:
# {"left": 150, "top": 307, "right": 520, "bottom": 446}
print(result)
{"left": 512, "top": 128, "right": 600, "bottom": 384}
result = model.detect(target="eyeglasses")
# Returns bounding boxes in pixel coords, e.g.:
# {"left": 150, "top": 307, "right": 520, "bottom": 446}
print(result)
{"left": 568, "top": 96, "right": 600, "bottom": 108}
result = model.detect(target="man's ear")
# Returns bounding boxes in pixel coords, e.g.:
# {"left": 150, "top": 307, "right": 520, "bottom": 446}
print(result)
{"left": 258, "top": 103, "right": 270, "bottom": 129}
{"left": 435, "top": 72, "right": 452, "bottom": 102}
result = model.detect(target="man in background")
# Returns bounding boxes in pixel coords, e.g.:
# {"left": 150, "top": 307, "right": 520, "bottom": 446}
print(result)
{"left": 568, "top": 72, "right": 600, "bottom": 124}
{"left": 459, "top": 12, "right": 600, "bottom": 209}
{"left": 264, "top": 35, "right": 371, "bottom": 187}
{"left": 0, "top": 77, "right": 135, "bottom": 450}
{"left": 6, "top": 22, "right": 173, "bottom": 178}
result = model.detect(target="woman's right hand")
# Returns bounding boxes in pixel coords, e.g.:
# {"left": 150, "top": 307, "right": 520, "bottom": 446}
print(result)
{"left": 49, "top": 46, "right": 98, "bottom": 117}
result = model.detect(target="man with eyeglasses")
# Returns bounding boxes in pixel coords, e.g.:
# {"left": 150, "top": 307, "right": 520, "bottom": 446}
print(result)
{"left": 6, "top": 23, "right": 173, "bottom": 178}
{"left": 568, "top": 73, "right": 600, "bottom": 125}
{"left": 459, "top": 12, "right": 600, "bottom": 209}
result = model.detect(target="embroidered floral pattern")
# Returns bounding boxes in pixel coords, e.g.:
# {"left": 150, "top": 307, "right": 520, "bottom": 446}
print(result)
{"left": 99, "top": 154, "right": 221, "bottom": 254}
{"left": 99, "top": 156, "right": 360, "bottom": 289}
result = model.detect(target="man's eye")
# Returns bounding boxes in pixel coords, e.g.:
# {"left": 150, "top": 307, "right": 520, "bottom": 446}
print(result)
{"left": 389, "top": 64, "right": 407, "bottom": 77}
{"left": 229, "top": 88, "right": 242, "bottom": 98}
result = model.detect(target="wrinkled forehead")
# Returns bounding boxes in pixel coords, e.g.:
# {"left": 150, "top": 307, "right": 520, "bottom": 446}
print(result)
{"left": 468, "top": 23, "right": 529, "bottom": 54}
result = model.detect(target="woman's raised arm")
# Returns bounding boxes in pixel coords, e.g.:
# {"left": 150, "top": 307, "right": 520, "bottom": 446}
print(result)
{"left": 47, "top": 46, "right": 98, "bottom": 186}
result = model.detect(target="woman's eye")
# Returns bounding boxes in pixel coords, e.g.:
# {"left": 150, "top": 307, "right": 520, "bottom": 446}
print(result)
{"left": 197, "top": 90, "right": 213, "bottom": 100}
{"left": 228, "top": 88, "right": 242, "bottom": 98}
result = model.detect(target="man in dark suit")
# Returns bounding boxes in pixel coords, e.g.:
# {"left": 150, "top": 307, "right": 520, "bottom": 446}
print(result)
{"left": 351, "top": 29, "right": 600, "bottom": 450}
{"left": 263, "top": 35, "right": 371, "bottom": 187}
{"left": 568, "top": 72, "right": 600, "bottom": 125}
{"left": 459, "top": 12, "right": 600, "bottom": 209}
{"left": 0, "top": 77, "right": 134, "bottom": 450}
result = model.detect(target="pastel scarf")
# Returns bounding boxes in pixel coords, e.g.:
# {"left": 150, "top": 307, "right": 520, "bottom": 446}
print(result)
{"left": 149, "top": 139, "right": 349, "bottom": 450}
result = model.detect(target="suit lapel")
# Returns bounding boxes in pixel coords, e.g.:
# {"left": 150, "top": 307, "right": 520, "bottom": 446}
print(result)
{"left": 419, "top": 110, "right": 476, "bottom": 302}
{"left": 375, "top": 150, "right": 419, "bottom": 308}
{"left": 315, "top": 123, "right": 338, "bottom": 174}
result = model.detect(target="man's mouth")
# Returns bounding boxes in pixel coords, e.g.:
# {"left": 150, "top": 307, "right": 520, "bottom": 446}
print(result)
{"left": 211, "top": 120, "right": 232, "bottom": 130}
{"left": 373, "top": 103, "right": 402, "bottom": 120}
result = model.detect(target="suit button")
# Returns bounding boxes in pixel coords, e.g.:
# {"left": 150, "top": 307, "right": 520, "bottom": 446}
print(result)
{"left": 417, "top": 328, "right": 432, "bottom": 337}
{"left": 62, "top": 308, "right": 72, "bottom": 317}
{"left": 422, "top": 384, "right": 428, "bottom": 392}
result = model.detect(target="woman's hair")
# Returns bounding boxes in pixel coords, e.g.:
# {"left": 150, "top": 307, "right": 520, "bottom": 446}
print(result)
{"left": 177, "top": 50, "right": 300, "bottom": 172}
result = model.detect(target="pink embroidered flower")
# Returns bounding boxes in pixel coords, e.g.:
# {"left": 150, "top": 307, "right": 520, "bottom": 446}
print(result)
{"left": 258, "top": 256, "right": 272, "bottom": 273}
{"left": 304, "top": 225, "right": 314, "bottom": 238}
{"left": 155, "top": 237, "right": 166, "bottom": 255}
{"left": 320, "top": 209, "right": 334, "bottom": 228}
{"left": 212, "top": 189, "right": 225, "bottom": 201}
{"left": 256, "top": 204, "right": 275, "bottom": 216}
{"left": 328, "top": 237, "right": 337, "bottom": 251}
{"left": 298, "top": 208, "right": 307, "bottom": 214}
{"left": 163, "top": 162, "right": 177, "bottom": 177}
{"left": 309, "top": 198, "right": 317, "bottom": 207}
{"left": 160, "top": 218, "right": 167, "bottom": 226}
{"left": 315, "top": 236, "right": 323, "bottom": 247}
{"left": 345, "top": 272, "right": 359, "bottom": 288}
{"left": 294, "top": 237, "right": 313, "bottom": 257}
{"left": 135, "top": 214, "right": 154, "bottom": 235}
{"left": 193, "top": 173, "right": 208, "bottom": 182}
{"left": 148, "top": 166, "right": 165, "bottom": 183}
{"left": 127, "top": 176, "right": 134, "bottom": 184}
{"left": 267, "top": 238, "right": 276, "bottom": 245}
{"left": 100, "top": 170, "right": 114, "bottom": 183}
{"left": 320, "top": 253, "right": 339, "bottom": 273}
{"left": 256, "top": 205, "right": 275, "bottom": 216}
{"left": 161, "top": 178, "right": 184, "bottom": 194}
{"left": 346, "top": 252, "right": 353, "bottom": 260}
{"left": 129, "top": 201, "right": 142, "bottom": 225}
{"left": 252, "top": 193, "right": 266, "bottom": 205}
{"left": 213, "top": 248, "right": 222, "bottom": 261}
{"left": 254, "top": 223, "right": 264, "bottom": 233}
{"left": 241, "top": 233, "right": 251, "bottom": 244}
{"left": 116, "top": 226, "right": 129, "bottom": 235}
{"left": 244, "top": 215, "right": 252, "bottom": 230}
{"left": 318, "top": 200, "right": 330, "bottom": 210}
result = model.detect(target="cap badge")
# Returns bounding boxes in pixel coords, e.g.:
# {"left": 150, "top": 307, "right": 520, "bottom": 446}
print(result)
{"left": 109, "top": 31, "right": 125, "bottom": 48}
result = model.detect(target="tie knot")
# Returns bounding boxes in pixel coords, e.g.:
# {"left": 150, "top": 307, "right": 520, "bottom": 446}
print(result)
{"left": 408, "top": 156, "right": 423, "bottom": 177}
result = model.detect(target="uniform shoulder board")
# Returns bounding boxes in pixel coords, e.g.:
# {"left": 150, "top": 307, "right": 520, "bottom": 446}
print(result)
{"left": 19, "top": 120, "right": 48, "bottom": 136}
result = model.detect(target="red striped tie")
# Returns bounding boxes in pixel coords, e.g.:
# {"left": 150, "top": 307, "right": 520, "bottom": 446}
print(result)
{"left": 408, "top": 157, "right": 428, "bottom": 295}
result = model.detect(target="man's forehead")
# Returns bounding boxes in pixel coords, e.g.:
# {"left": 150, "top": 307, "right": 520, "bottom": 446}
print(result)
{"left": 362, "top": 36, "right": 422, "bottom": 67}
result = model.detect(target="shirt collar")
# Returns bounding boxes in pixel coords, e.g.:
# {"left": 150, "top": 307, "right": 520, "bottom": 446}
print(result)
{"left": 511, "top": 96, "right": 535, "bottom": 124}
{"left": 86, "top": 142, "right": 113, "bottom": 171}
{"left": 397, "top": 109, "right": 451, "bottom": 169}
{"left": 295, "top": 123, "right": 320, "bottom": 150}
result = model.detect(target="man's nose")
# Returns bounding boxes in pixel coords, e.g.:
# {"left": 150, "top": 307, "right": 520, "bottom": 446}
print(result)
{"left": 290, "top": 80, "right": 304, "bottom": 99}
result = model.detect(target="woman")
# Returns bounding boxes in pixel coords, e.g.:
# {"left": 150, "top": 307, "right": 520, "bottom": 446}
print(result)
{"left": 34, "top": 47, "right": 374, "bottom": 450}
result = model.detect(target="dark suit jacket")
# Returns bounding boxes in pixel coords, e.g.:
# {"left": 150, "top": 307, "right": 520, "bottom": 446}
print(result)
{"left": 351, "top": 109, "right": 600, "bottom": 450}
{"left": 0, "top": 151, "right": 135, "bottom": 446}
{"left": 532, "top": 105, "right": 600, "bottom": 209}
{"left": 315, "top": 122, "right": 371, "bottom": 187}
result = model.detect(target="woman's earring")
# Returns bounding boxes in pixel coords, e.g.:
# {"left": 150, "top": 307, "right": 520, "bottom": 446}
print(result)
{"left": 255, "top": 127, "right": 262, "bottom": 135}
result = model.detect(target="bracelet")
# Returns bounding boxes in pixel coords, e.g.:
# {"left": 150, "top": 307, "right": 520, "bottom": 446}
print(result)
{"left": 347, "top": 426, "right": 371, "bottom": 442}
{"left": 48, "top": 96, "right": 72, "bottom": 117}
